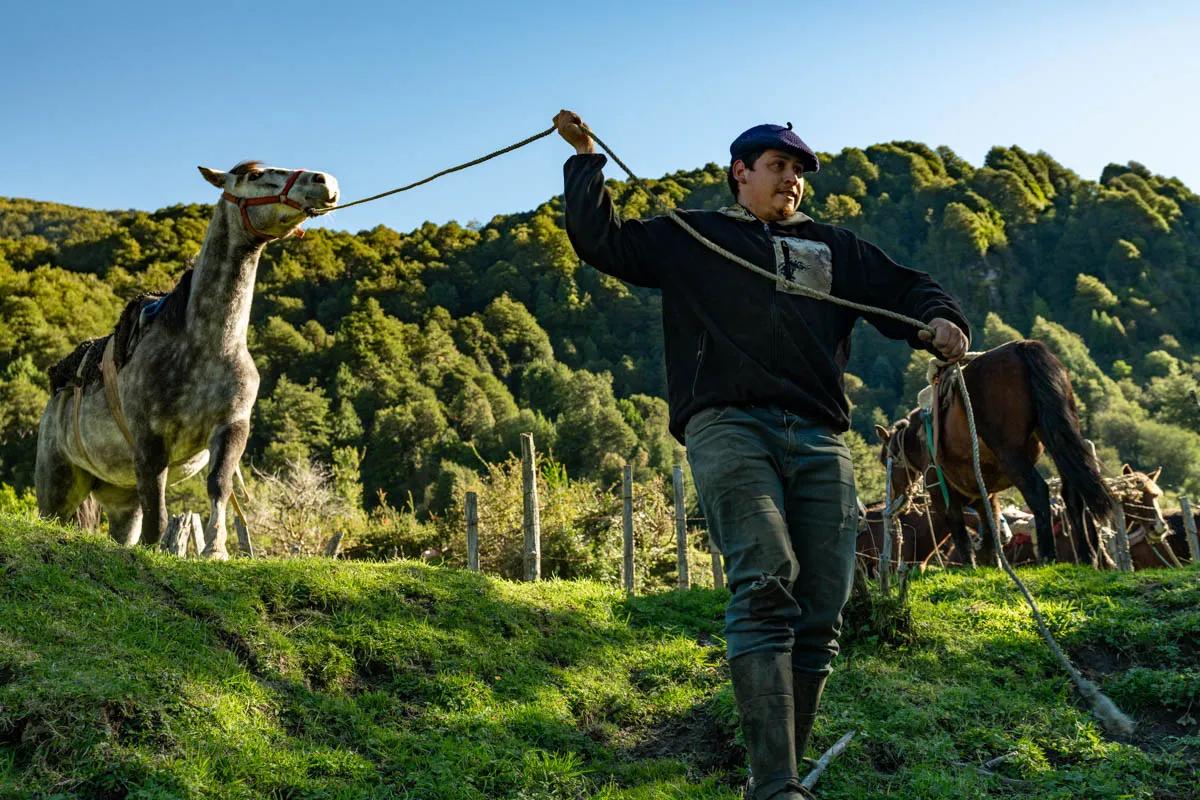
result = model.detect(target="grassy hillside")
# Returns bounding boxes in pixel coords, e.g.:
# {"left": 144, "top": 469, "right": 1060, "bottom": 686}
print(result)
{"left": 0, "top": 515, "right": 1197, "bottom": 799}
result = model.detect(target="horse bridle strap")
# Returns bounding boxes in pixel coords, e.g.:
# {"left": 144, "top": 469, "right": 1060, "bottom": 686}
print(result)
{"left": 222, "top": 170, "right": 307, "bottom": 241}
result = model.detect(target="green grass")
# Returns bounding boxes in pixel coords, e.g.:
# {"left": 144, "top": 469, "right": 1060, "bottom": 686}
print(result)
{"left": 0, "top": 514, "right": 1196, "bottom": 799}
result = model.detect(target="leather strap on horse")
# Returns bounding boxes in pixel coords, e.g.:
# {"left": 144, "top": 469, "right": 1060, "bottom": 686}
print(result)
{"left": 923, "top": 411, "right": 952, "bottom": 508}
{"left": 223, "top": 169, "right": 307, "bottom": 242}
{"left": 71, "top": 345, "right": 103, "bottom": 475}
{"left": 101, "top": 337, "right": 137, "bottom": 450}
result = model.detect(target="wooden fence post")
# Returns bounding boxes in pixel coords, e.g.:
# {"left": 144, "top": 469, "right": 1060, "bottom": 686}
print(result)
{"left": 880, "top": 458, "right": 894, "bottom": 592}
{"left": 161, "top": 514, "right": 189, "bottom": 557}
{"left": 1111, "top": 503, "right": 1133, "bottom": 572}
{"left": 673, "top": 466, "right": 689, "bottom": 590}
{"left": 234, "top": 516, "right": 255, "bottom": 558}
{"left": 465, "top": 491, "right": 480, "bottom": 572}
{"left": 520, "top": 433, "right": 541, "bottom": 581}
{"left": 709, "top": 535, "right": 725, "bottom": 589}
{"left": 188, "top": 513, "right": 204, "bottom": 557}
{"left": 1181, "top": 496, "right": 1200, "bottom": 563}
{"left": 623, "top": 464, "right": 634, "bottom": 594}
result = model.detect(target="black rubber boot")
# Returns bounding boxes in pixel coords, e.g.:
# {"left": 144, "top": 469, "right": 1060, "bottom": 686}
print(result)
{"left": 731, "top": 650, "right": 808, "bottom": 799}
{"left": 793, "top": 671, "right": 828, "bottom": 765}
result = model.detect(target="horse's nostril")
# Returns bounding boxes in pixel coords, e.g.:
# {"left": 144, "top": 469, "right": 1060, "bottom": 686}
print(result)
{"left": 312, "top": 174, "right": 326, "bottom": 184}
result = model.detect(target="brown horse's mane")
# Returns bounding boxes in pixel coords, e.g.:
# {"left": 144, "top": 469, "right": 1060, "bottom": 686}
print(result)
{"left": 48, "top": 266, "right": 195, "bottom": 393}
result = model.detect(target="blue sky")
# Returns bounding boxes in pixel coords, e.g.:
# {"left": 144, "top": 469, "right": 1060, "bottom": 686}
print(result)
{"left": 4, "top": 1, "right": 1197, "bottom": 234}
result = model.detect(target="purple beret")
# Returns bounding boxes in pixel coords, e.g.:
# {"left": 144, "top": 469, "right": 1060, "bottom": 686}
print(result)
{"left": 730, "top": 123, "right": 820, "bottom": 173}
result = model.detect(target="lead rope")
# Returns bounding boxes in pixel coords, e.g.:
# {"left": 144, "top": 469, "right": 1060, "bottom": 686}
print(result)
{"left": 308, "top": 127, "right": 558, "bottom": 215}
{"left": 308, "top": 122, "right": 1134, "bottom": 736}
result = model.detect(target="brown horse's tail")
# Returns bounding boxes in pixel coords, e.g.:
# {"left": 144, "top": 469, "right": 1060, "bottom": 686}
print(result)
{"left": 1017, "top": 340, "right": 1112, "bottom": 521}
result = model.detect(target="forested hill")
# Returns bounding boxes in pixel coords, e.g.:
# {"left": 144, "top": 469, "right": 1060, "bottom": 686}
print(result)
{"left": 2, "top": 141, "right": 1199, "bottom": 521}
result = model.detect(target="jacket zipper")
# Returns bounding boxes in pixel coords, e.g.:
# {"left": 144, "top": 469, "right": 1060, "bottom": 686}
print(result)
{"left": 692, "top": 330, "right": 707, "bottom": 399}
{"left": 765, "top": 222, "right": 778, "bottom": 373}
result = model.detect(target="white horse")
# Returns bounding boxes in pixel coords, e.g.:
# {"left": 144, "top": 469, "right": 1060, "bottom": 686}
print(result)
{"left": 36, "top": 161, "right": 338, "bottom": 558}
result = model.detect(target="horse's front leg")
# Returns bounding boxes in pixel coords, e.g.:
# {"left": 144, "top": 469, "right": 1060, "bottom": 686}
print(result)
{"left": 202, "top": 420, "right": 249, "bottom": 560}
{"left": 134, "top": 434, "right": 170, "bottom": 547}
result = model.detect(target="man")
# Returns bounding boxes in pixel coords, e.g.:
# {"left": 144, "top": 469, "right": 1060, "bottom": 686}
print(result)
{"left": 554, "top": 110, "right": 968, "bottom": 799}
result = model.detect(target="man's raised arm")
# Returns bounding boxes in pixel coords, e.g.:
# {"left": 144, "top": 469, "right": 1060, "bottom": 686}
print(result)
{"left": 556, "top": 109, "right": 663, "bottom": 289}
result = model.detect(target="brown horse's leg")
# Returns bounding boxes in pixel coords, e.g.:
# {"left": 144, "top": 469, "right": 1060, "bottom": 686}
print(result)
{"left": 943, "top": 492, "right": 976, "bottom": 567}
{"left": 1063, "top": 490, "right": 1099, "bottom": 568}
{"left": 995, "top": 451, "right": 1056, "bottom": 564}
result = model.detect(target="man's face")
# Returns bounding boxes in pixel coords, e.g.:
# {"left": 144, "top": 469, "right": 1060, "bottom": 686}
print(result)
{"left": 733, "top": 148, "right": 806, "bottom": 221}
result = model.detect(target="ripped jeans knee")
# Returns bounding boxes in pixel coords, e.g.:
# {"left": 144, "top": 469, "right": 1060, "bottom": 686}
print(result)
{"left": 725, "top": 569, "right": 803, "bottom": 659}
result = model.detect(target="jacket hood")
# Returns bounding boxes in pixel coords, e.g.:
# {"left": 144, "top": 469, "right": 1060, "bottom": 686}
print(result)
{"left": 718, "top": 204, "right": 812, "bottom": 227}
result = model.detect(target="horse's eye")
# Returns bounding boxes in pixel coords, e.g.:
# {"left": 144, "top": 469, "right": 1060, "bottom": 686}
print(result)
{"left": 248, "top": 171, "right": 264, "bottom": 181}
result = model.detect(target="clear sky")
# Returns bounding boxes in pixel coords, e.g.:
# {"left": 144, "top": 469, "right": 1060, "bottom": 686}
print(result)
{"left": 4, "top": 1, "right": 1197, "bottom": 234}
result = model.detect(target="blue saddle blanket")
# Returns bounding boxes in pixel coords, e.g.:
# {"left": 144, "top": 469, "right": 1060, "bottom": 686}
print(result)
{"left": 140, "top": 296, "right": 168, "bottom": 323}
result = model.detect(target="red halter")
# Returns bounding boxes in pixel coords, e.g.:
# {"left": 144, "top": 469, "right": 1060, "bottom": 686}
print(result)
{"left": 222, "top": 170, "right": 307, "bottom": 241}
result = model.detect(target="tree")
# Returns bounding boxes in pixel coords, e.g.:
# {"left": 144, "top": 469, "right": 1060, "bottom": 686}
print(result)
{"left": 254, "top": 376, "right": 332, "bottom": 470}
{"left": 979, "top": 312, "right": 1022, "bottom": 349}
{"left": 846, "top": 429, "right": 885, "bottom": 504}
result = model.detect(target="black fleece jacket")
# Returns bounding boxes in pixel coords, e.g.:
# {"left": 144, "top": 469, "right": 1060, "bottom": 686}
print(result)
{"left": 563, "top": 153, "right": 970, "bottom": 443}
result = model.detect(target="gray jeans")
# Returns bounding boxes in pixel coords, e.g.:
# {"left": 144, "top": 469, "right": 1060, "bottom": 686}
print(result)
{"left": 686, "top": 405, "right": 859, "bottom": 674}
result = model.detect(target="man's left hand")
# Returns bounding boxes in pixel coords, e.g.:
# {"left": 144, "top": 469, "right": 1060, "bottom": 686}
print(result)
{"left": 918, "top": 318, "right": 969, "bottom": 362}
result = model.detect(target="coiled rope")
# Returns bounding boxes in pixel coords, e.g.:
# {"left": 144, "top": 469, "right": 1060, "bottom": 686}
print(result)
{"left": 309, "top": 121, "right": 1134, "bottom": 736}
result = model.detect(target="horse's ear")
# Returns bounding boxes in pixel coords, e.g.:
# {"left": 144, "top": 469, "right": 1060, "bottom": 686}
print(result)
{"left": 198, "top": 166, "right": 227, "bottom": 189}
{"left": 1150, "top": 466, "right": 1163, "bottom": 482}
{"left": 1122, "top": 463, "right": 1134, "bottom": 475}
{"left": 874, "top": 424, "right": 890, "bottom": 442}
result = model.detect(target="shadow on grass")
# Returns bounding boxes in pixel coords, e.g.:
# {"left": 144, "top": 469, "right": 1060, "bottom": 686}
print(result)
{"left": 0, "top": 522, "right": 738, "bottom": 797}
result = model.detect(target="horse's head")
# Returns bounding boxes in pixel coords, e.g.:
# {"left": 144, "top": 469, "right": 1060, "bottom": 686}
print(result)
{"left": 1119, "top": 463, "right": 1167, "bottom": 538}
{"left": 198, "top": 160, "right": 339, "bottom": 241}
{"left": 875, "top": 409, "right": 929, "bottom": 515}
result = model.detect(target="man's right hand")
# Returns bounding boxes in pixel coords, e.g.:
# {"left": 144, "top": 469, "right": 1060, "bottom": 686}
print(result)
{"left": 554, "top": 109, "right": 595, "bottom": 155}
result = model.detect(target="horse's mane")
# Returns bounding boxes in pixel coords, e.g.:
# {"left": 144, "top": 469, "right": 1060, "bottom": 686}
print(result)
{"left": 230, "top": 160, "right": 265, "bottom": 175}
{"left": 47, "top": 266, "right": 195, "bottom": 393}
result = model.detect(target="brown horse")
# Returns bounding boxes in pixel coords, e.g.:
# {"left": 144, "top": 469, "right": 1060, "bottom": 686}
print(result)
{"left": 1162, "top": 508, "right": 1199, "bottom": 564}
{"left": 876, "top": 340, "right": 1112, "bottom": 566}
{"left": 861, "top": 500, "right": 1040, "bottom": 571}
{"left": 1004, "top": 466, "right": 1172, "bottom": 568}
{"left": 856, "top": 501, "right": 951, "bottom": 575}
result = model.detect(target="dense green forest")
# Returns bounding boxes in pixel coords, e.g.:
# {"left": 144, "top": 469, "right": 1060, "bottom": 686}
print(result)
{"left": 2, "top": 142, "right": 1198, "bottom": 573}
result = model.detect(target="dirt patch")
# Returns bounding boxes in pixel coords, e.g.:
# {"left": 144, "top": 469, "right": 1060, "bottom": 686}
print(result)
{"left": 624, "top": 702, "right": 742, "bottom": 779}
{"left": 1073, "top": 643, "right": 1134, "bottom": 678}
{"left": 1133, "top": 704, "right": 1200, "bottom": 758}
{"left": 1070, "top": 642, "right": 1199, "bottom": 756}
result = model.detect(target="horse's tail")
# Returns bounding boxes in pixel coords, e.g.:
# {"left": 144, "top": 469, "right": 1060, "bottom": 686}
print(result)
{"left": 1017, "top": 340, "right": 1112, "bottom": 522}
